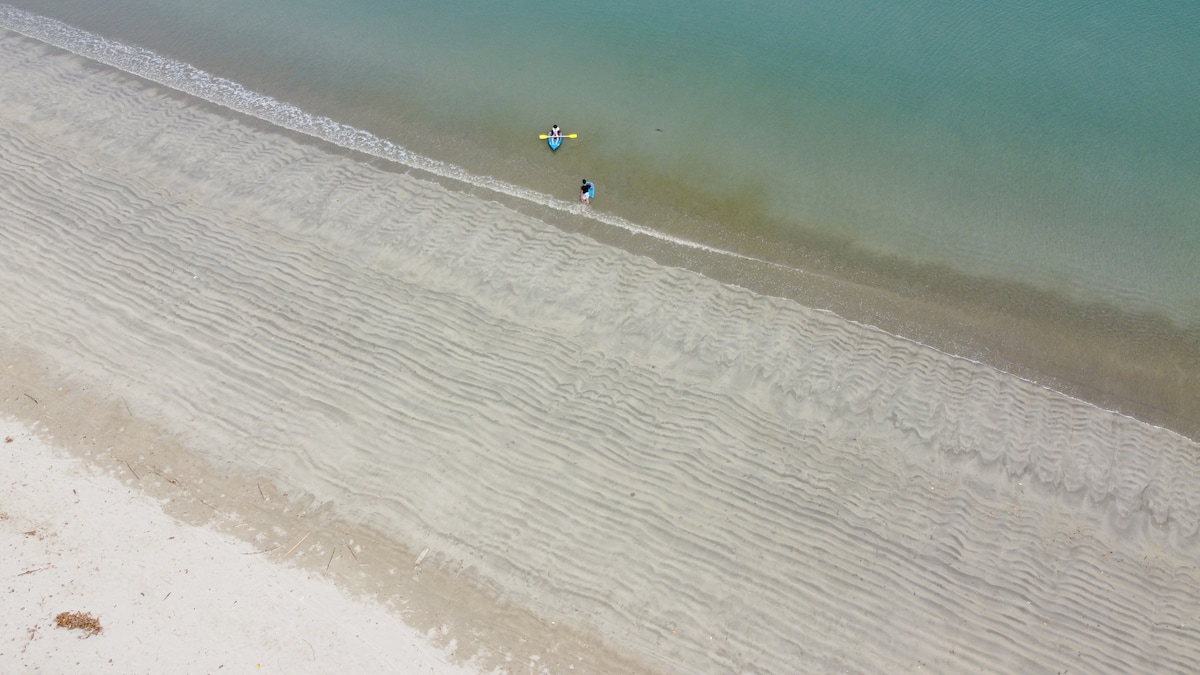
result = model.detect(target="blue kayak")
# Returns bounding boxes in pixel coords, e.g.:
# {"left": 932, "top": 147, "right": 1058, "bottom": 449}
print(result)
{"left": 548, "top": 134, "right": 563, "bottom": 151}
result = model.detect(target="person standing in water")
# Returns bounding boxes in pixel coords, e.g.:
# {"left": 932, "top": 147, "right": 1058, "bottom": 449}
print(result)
{"left": 580, "top": 179, "right": 591, "bottom": 205}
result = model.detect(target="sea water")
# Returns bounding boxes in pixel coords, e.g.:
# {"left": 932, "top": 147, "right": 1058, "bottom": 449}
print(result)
{"left": 2, "top": 0, "right": 1197, "bottom": 327}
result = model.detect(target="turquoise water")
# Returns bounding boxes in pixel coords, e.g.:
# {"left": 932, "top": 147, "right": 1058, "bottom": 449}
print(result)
{"left": 3, "top": 0, "right": 1199, "bottom": 327}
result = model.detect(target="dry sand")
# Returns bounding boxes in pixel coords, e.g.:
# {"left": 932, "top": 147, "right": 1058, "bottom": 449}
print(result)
{"left": 1, "top": 418, "right": 477, "bottom": 674}
{"left": 2, "top": 26, "right": 1199, "bottom": 674}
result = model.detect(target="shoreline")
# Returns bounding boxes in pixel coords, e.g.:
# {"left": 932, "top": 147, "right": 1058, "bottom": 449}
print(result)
{"left": 3, "top": 28, "right": 1200, "bottom": 673}
{"left": 1, "top": 416, "right": 479, "bottom": 674}
{"left": 0, "top": 345, "right": 658, "bottom": 674}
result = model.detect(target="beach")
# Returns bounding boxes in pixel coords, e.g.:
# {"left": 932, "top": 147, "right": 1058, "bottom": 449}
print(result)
{"left": 2, "top": 27, "right": 1200, "bottom": 675}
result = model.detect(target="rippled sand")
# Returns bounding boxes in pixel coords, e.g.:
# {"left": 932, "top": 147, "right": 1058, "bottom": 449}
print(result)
{"left": 2, "top": 31, "right": 1198, "bottom": 674}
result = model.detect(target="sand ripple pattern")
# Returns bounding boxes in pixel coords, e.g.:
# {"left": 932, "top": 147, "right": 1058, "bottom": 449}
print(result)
{"left": 1, "top": 32, "right": 1198, "bottom": 674}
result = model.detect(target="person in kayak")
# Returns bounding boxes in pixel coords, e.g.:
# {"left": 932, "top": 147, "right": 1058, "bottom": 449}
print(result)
{"left": 549, "top": 124, "right": 562, "bottom": 141}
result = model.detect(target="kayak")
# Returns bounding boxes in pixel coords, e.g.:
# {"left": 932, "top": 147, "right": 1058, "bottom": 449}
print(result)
{"left": 539, "top": 131, "right": 575, "bottom": 149}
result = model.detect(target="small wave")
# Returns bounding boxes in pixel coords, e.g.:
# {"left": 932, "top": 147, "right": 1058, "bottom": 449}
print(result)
{"left": 0, "top": 3, "right": 758, "bottom": 264}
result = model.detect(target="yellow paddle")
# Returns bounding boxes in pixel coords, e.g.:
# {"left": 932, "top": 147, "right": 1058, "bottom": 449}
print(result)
{"left": 538, "top": 133, "right": 578, "bottom": 139}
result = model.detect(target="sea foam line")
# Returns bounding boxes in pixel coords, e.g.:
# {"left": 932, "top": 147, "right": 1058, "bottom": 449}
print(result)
{"left": 0, "top": 4, "right": 755, "bottom": 263}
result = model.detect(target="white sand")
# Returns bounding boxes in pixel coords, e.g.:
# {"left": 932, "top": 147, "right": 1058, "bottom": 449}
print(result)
{"left": 1, "top": 22, "right": 1199, "bottom": 675}
{"left": 1, "top": 418, "right": 477, "bottom": 674}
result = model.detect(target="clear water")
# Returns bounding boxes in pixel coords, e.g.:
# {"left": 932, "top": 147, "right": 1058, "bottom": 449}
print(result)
{"left": 3, "top": 0, "right": 1199, "bottom": 326}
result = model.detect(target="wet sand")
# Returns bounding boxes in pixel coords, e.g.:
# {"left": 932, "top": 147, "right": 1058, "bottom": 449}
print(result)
{"left": 2, "top": 30, "right": 1199, "bottom": 674}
